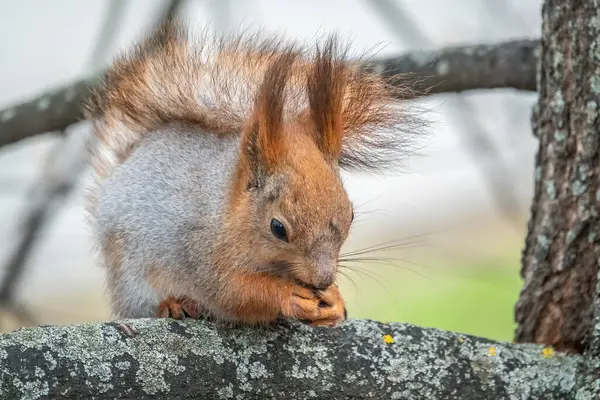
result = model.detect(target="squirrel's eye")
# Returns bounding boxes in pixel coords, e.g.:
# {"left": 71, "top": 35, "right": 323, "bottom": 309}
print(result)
{"left": 270, "top": 219, "right": 288, "bottom": 242}
{"left": 351, "top": 209, "right": 355, "bottom": 222}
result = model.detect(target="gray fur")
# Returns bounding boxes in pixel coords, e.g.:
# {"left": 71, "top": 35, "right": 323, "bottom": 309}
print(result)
{"left": 95, "top": 123, "right": 240, "bottom": 318}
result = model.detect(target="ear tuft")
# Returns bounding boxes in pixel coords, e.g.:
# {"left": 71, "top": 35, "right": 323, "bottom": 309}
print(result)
{"left": 239, "top": 48, "right": 299, "bottom": 188}
{"left": 306, "top": 35, "right": 348, "bottom": 163}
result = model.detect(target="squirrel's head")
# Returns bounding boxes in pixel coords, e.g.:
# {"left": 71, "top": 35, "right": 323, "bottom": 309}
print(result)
{"left": 226, "top": 43, "right": 355, "bottom": 290}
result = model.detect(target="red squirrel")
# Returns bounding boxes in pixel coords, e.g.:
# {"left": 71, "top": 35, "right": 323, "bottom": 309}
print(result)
{"left": 84, "top": 21, "right": 420, "bottom": 327}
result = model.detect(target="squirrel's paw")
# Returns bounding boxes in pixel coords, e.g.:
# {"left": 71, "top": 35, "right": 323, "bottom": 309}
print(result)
{"left": 156, "top": 296, "right": 201, "bottom": 320}
{"left": 288, "top": 284, "right": 346, "bottom": 327}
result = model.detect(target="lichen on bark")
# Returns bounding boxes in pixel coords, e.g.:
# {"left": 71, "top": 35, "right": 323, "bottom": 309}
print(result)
{"left": 515, "top": 0, "right": 600, "bottom": 353}
{"left": 0, "top": 318, "right": 583, "bottom": 399}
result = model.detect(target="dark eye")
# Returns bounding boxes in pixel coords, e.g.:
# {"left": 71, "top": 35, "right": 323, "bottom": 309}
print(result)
{"left": 351, "top": 209, "right": 354, "bottom": 222}
{"left": 270, "top": 218, "right": 288, "bottom": 242}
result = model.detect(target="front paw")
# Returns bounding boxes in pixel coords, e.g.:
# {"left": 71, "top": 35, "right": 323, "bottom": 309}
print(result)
{"left": 308, "top": 284, "right": 347, "bottom": 327}
{"left": 156, "top": 296, "right": 201, "bottom": 320}
{"left": 284, "top": 284, "right": 346, "bottom": 327}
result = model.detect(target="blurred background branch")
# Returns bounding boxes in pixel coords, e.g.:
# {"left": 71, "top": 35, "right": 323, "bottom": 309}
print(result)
{"left": 363, "top": 39, "right": 538, "bottom": 95}
{"left": 0, "top": 77, "right": 100, "bottom": 148}
{"left": 365, "top": 0, "right": 528, "bottom": 228}
{"left": 88, "top": 0, "right": 128, "bottom": 68}
{"left": 0, "top": 128, "right": 88, "bottom": 327}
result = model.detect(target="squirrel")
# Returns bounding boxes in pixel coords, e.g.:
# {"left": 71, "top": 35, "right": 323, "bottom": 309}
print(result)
{"left": 83, "top": 21, "right": 421, "bottom": 328}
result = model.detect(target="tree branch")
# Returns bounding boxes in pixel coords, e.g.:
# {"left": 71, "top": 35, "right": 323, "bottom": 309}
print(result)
{"left": 88, "top": 0, "right": 129, "bottom": 68}
{"left": 0, "top": 39, "right": 538, "bottom": 150}
{"left": 362, "top": 39, "right": 538, "bottom": 96}
{"left": 0, "top": 319, "right": 582, "bottom": 399}
{"left": 0, "top": 76, "right": 100, "bottom": 149}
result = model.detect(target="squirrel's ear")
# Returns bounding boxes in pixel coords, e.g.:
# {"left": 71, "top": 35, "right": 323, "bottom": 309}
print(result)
{"left": 306, "top": 36, "right": 346, "bottom": 163}
{"left": 239, "top": 51, "right": 297, "bottom": 188}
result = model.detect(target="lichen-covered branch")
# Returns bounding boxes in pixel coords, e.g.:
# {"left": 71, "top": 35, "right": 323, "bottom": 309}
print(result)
{"left": 0, "top": 39, "right": 538, "bottom": 150}
{"left": 0, "top": 318, "right": 582, "bottom": 399}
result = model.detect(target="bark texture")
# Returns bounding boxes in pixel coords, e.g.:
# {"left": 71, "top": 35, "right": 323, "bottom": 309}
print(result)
{"left": 576, "top": 271, "right": 600, "bottom": 398}
{"left": 0, "top": 318, "right": 582, "bottom": 399}
{"left": 515, "top": 0, "right": 600, "bottom": 353}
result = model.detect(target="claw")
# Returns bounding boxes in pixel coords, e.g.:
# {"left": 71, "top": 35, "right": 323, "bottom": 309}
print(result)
{"left": 156, "top": 296, "right": 201, "bottom": 319}
{"left": 116, "top": 323, "right": 139, "bottom": 338}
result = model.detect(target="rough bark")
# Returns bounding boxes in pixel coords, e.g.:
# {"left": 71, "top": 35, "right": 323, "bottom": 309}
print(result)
{"left": 515, "top": 0, "right": 600, "bottom": 353}
{"left": 0, "top": 40, "right": 538, "bottom": 150}
{"left": 0, "top": 318, "right": 583, "bottom": 400}
{"left": 576, "top": 269, "right": 600, "bottom": 398}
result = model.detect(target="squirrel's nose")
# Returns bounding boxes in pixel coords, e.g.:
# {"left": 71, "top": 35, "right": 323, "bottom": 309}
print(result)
{"left": 313, "top": 256, "right": 336, "bottom": 289}
{"left": 313, "top": 282, "right": 331, "bottom": 291}
{"left": 313, "top": 274, "right": 334, "bottom": 290}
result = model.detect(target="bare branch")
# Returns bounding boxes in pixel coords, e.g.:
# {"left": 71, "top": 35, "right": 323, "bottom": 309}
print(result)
{"left": 162, "top": 0, "right": 185, "bottom": 21}
{"left": 0, "top": 76, "right": 100, "bottom": 149}
{"left": 88, "top": 0, "right": 129, "bottom": 68}
{"left": 0, "top": 318, "right": 582, "bottom": 399}
{"left": 0, "top": 40, "right": 538, "bottom": 149}
{"left": 362, "top": 39, "right": 538, "bottom": 95}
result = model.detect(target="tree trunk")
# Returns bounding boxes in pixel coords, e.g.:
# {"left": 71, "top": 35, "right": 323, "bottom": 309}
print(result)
{"left": 515, "top": 0, "right": 600, "bottom": 353}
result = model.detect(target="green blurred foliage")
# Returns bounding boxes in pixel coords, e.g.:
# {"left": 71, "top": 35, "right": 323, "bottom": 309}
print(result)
{"left": 341, "top": 255, "right": 522, "bottom": 342}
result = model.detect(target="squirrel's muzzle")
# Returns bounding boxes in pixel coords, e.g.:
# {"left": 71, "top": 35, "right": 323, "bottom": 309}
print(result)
{"left": 312, "top": 281, "right": 333, "bottom": 291}
{"left": 311, "top": 258, "right": 337, "bottom": 290}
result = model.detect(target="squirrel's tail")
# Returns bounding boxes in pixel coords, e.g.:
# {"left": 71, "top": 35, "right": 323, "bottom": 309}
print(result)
{"left": 82, "top": 21, "right": 289, "bottom": 215}
{"left": 83, "top": 20, "right": 427, "bottom": 216}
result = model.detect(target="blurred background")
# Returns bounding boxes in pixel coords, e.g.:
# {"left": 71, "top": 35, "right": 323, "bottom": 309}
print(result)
{"left": 0, "top": 0, "right": 541, "bottom": 341}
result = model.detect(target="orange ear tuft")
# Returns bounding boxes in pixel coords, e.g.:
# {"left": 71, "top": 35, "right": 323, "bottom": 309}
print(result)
{"left": 239, "top": 49, "right": 299, "bottom": 187}
{"left": 306, "top": 36, "right": 347, "bottom": 162}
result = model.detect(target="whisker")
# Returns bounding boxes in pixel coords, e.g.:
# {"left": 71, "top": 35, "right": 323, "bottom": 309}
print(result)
{"left": 244, "top": 265, "right": 288, "bottom": 276}
{"left": 339, "top": 256, "right": 432, "bottom": 270}
{"left": 343, "top": 231, "right": 434, "bottom": 254}
{"left": 338, "top": 264, "right": 398, "bottom": 307}
{"left": 338, "top": 264, "right": 392, "bottom": 294}
{"left": 336, "top": 269, "right": 358, "bottom": 294}
{"left": 352, "top": 195, "right": 385, "bottom": 211}
{"left": 340, "top": 258, "right": 433, "bottom": 284}
{"left": 341, "top": 238, "right": 430, "bottom": 258}
{"left": 352, "top": 208, "right": 391, "bottom": 220}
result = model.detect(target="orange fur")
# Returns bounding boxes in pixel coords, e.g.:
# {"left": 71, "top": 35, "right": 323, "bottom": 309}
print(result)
{"left": 211, "top": 270, "right": 344, "bottom": 326}
{"left": 306, "top": 36, "right": 346, "bottom": 161}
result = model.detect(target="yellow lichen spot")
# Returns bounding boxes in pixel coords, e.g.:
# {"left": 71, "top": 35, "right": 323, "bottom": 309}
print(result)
{"left": 458, "top": 337, "right": 465, "bottom": 343}
{"left": 383, "top": 334, "right": 395, "bottom": 344}
{"left": 542, "top": 347, "right": 554, "bottom": 358}
{"left": 488, "top": 346, "right": 497, "bottom": 356}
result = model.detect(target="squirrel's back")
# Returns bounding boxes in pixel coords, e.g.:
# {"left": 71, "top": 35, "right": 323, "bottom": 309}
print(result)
{"left": 96, "top": 122, "right": 239, "bottom": 267}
